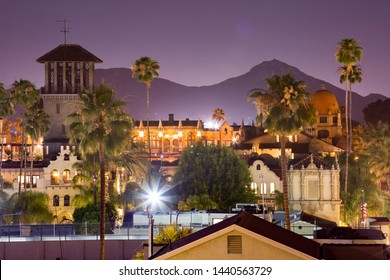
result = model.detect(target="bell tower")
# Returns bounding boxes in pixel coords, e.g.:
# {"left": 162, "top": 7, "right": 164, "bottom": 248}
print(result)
{"left": 36, "top": 44, "right": 102, "bottom": 158}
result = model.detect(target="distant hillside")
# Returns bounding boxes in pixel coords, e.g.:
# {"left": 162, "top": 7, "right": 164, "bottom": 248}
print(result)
{"left": 95, "top": 59, "right": 387, "bottom": 124}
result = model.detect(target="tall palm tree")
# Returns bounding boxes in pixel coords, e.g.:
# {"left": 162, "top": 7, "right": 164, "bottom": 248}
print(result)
{"left": 212, "top": 108, "right": 226, "bottom": 146}
{"left": 130, "top": 56, "right": 160, "bottom": 162}
{"left": 336, "top": 38, "right": 363, "bottom": 193}
{"left": 257, "top": 74, "right": 317, "bottom": 230}
{"left": 340, "top": 64, "right": 363, "bottom": 150}
{"left": 248, "top": 88, "right": 278, "bottom": 127}
{"left": 66, "top": 83, "right": 133, "bottom": 260}
{"left": 24, "top": 103, "right": 50, "bottom": 188}
{"left": 0, "top": 82, "right": 15, "bottom": 188}
{"left": 10, "top": 80, "right": 40, "bottom": 193}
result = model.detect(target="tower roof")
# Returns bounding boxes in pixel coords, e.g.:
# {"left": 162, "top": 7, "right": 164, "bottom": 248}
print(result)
{"left": 36, "top": 44, "right": 103, "bottom": 63}
{"left": 310, "top": 88, "right": 339, "bottom": 115}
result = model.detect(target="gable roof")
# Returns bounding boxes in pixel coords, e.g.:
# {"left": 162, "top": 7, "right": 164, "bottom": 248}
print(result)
{"left": 150, "top": 211, "right": 321, "bottom": 259}
{"left": 37, "top": 44, "right": 103, "bottom": 63}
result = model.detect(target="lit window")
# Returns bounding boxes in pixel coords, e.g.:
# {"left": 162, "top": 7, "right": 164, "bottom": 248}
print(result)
{"left": 63, "top": 169, "right": 71, "bottom": 184}
{"left": 270, "top": 182, "right": 275, "bottom": 194}
{"left": 51, "top": 170, "right": 60, "bottom": 185}
{"left": 261, "top": 182, "right": 267, "bottom": 195}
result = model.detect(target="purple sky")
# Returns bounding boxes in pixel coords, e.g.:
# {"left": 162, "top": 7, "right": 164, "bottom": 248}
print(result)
{"left": 1, "top": 0, "right": 390, "bottom": 97}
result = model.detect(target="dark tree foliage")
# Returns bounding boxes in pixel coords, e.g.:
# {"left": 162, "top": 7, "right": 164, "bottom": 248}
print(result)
{"left": 363, "top": 98, "right": 390, "bottom": 126}
{"left": 175, "top": 142, "right": 257, "bottom": 210}
{"left": 73, "top": 202, "right": 117, "bottom": 234}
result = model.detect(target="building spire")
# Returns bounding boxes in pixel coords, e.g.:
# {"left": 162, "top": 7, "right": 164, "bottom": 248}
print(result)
{"left": 57, "top": 19, "right": 72, "bottom": 44}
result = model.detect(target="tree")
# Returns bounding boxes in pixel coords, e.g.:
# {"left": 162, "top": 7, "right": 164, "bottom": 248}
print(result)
{"left": 0, "top": 82, "right": 15, "bottom": 187}
{"left": 336, "top": 38, "right": 363, "bottom": 193}
{"left": 130, "top": 56, "right": 160, "bottom": 162}
{"left": 255, "top": 74, "right": 317, "bottom": 230}
{"left": 6, "top": 191, "right": 53, "bottom": 224}
{"left": 178, "top": 194, "right": 219, "bottom": 211}
{"left": 24, "top": 103, "right": 50, "bottom": 188}
{"left": 66, "top": 83, "right": 133, "bottom": 260}
{"left": 363, "top": 98, "right": 390, "bottom": 126}
{"left": 10, "top": 80, "right": 40, "bottom": 192}
{"left": 359, "top": 121, "right": 390, "bottom": 186}
{"left": 248, "top": 87, "right": 278, "bottom": 127}
{"left": 212, "top": 108, "right": 226, "bottom": 146}
{"left": 175, "top": 142, "right": 257, "bottom": 210}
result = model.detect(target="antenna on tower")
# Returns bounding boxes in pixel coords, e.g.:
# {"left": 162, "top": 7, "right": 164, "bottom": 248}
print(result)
{"left": 57, "top": 19, "right": 72, "bottom": 44}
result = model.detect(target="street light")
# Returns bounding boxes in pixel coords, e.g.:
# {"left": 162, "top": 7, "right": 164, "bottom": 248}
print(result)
{"left": 147, "top": 190, "right": 161, "bottom": 258}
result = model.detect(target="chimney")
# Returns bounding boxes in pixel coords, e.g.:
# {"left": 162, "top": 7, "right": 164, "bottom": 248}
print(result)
{"left": 169, "top": 114, "right": 174, "bottom": 122}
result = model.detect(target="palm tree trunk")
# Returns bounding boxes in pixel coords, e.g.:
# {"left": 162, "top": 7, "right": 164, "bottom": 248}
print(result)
{"left": 18, "top": 124, "right": 25, "bottom": 193}
{"left": 280, "top": 134, "right": 290, "bottom": 230}
{"left": 0, "top": 120, "right": 4, "bottom": 188}
{"left": 349, "top": 82, "right": 353, "bottom": 153}
{"left": 30, "top": 139, "right": 34, "bottom": 189}
{"left": 344, "top": 77, "right": 349, "bottom": 193}
{"left": 99, "top": 144, "right": 106, "bottom": 260}
{"left": 146, "top": 83, "right": 151, "bottom": 162}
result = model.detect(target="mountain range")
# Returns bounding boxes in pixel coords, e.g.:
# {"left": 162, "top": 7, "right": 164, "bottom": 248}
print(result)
{"left": 95, "top": 59, "right": 386, "bottom": 125}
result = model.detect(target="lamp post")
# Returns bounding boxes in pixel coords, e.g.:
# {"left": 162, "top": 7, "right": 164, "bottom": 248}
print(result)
{"left": 147, "top": 190, "right": 160, "bottom": 258}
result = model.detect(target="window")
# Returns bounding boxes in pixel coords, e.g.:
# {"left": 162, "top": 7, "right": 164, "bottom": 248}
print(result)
{"left": 63, "top": 169, "right": 71, "bottom": 184}
{"left": 64, "top": 195, "right": 70, "bottom": 206}
{"left": 227, "top": 235, "right": 242, "bottom": 254}
{"left": 318, "top": 130, "right": 330, "bottom": 139}
{"left": 270, "top": 182, "right": 275, "bottom": 194}
{"left": 250, "top": 182, "right": 258, "bottom": 194}
{"left": 256, "top": 164, "right": 261, "bottom": 170}
{"left": 51, "top": 170, "right": 60, "bottom": 185}
{"left": 172, "top": 139, "right": 179, "bottom": 152}
{"left": 260, "top": 182, "right": 267, "bottom": 194}
{"left": 163, "top": 139, "right": 170, "bottom": 153}
{"left": 56, "top": 103, "right": 60, "bottom": 114}
{"left": 319, "top": 116, "right": 327, "bottom": 123}
{"left": 333, "top": 116, "right": 338, "bottom": 124}
{"left": 53, "top": 195, "right": 60, "bottom": 206}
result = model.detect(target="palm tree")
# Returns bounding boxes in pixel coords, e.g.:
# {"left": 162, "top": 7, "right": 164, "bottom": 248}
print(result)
{"left": 7, "top": 191, "right": 53, "bottom": 224}
{"left": 66, "top": 83, "right": 133, "bottom": 260}
{"left": 0, "top": 82, "right": 15, "bottom": 187}
{"left": 130, "top": 56, "right": 160, "bottom": 162}
{"left": 10, "top": 80, "right": 40, "bottom": 192}
{"left": 336, "top": 38, "right": 363, "bottom": 193}
{"left": 24, "top": 103, "right": 50, "bottom": 188}
{"left": 257, "top": 74, "right": 317, "bottom": 230}
{"left": 248, "top": 88, "right": 278, "bottom": 127}
{"left": 212, "top": 108, "right": 226, "bottom": 146}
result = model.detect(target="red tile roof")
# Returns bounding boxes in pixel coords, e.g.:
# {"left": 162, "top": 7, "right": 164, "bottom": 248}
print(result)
{"left": 36, "top": 44, "right": 103, "bottom": 63}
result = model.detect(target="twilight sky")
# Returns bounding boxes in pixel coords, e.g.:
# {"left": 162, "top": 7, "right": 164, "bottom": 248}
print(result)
{"left": 1, "top": 0, "right": 390, "bottom": 97}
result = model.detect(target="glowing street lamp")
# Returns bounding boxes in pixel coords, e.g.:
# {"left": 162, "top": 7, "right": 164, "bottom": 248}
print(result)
{"left": 147, "top": 190, "right": 161, "bottom": 258}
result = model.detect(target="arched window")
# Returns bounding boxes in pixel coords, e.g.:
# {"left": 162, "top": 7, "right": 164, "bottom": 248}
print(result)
{"left": 64, "top": 195, "right": 70, "bottom": 206}
{"left": 256, "top": 164, "right": 261, "bottom": 170}
{"left": 63, "top": 169, "right": 71, "bottom": 184}
{"left": 51, "top": 170, "right": 60, "bottom": 185}
{"left": 172, "top": 139, "right": 179, "bottom": 152}
{"left": 250, "top": 182, "right": 258, "bottom": 194}
{"left": 260, "top": 182, "right": 267, "bottom": 195}
{"left": 318, "top": 130, "right": 330, "bottom": 139}
{"left": 53, "top": 195, "right": 60, "bottom": 206}
{"left": 270, "top": 182, "right": 275, "bottom": 194}
{"left": 163, "top": 139, "right": 170, "bottom": 153}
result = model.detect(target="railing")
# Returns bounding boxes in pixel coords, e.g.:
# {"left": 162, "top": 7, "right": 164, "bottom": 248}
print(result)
{"left": 0, "top": 223, "right": 152, "bottom": 242}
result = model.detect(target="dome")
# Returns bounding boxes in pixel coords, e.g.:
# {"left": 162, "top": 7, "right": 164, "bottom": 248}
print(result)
{"left": 310, "top": 88, "right": 339, "bottom": 115}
